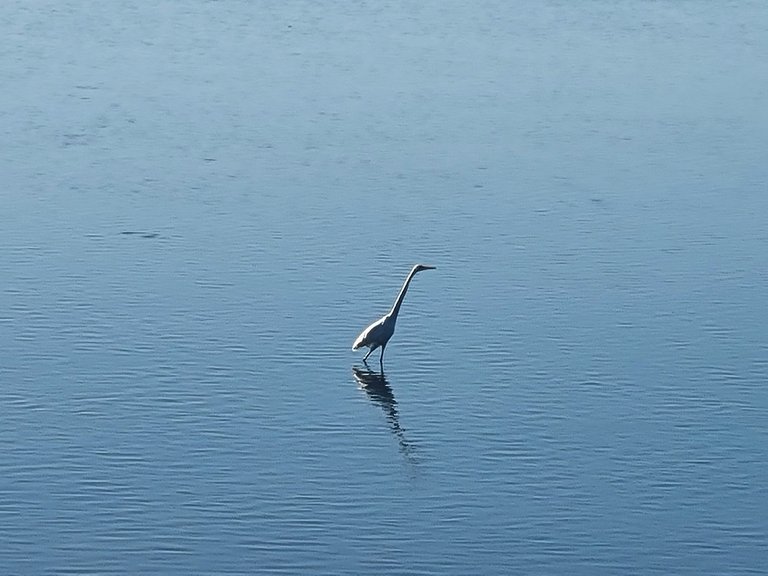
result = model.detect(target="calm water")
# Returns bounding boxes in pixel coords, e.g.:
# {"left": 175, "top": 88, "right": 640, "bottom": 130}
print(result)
{"left": 2, "top": 1, "right": 767, "bottom": 574}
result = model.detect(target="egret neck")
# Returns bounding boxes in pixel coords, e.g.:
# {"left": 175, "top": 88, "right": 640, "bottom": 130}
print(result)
{"left": 389, "top": 265, "right": 427, "bottom": 321}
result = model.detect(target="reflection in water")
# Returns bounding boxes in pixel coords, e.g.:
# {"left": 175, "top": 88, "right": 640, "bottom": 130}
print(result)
{"left": 352, "top": 366, "right": 415, "bottom": 460}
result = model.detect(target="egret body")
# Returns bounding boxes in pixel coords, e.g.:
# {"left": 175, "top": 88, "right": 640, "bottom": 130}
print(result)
{"left": 352, "top": 264, "right": 435, "bottom": 366}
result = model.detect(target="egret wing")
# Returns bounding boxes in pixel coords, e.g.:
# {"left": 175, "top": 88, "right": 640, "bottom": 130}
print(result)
{"left": 353, "top": 316, "right": 386, "bottom": 350}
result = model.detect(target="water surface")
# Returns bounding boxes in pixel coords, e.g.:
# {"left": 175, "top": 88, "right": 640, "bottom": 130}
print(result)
{"left": 2, "top": 1, "right": 767, "bottom": 574}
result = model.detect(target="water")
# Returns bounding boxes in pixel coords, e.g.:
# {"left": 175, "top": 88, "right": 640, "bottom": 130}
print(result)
{"left": 2, "top": 1, "right": 767, "bottom": 574}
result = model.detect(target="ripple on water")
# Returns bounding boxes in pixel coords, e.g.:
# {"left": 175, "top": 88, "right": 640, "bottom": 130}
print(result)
{"left": 2, "top": 1, "right": 768, "bottom": 574}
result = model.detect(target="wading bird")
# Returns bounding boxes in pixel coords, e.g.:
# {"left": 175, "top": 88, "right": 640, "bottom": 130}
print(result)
{"left": 352, "top": 264, "right": 435, "bottom": 366}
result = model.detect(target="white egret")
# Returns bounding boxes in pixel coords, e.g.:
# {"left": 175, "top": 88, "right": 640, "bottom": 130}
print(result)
{"left": 352, "top": 264, "right": 436, "bottom": 365}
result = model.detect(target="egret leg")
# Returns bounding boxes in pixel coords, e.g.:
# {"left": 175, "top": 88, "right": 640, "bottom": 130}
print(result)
{"left": 379, "top": 344, "right": 386, "bottom": 367}
{"left": 363, "top": 347, "right": 374, "bottom": 363}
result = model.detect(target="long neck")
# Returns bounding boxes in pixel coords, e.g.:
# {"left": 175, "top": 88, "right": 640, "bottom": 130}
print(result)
{"left": 388, "top": 267, "right": 419, "bottom": 320}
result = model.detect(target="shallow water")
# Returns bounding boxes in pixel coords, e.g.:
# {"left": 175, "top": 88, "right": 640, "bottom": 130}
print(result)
{"left": 2, "top": 1, "right": 767, "bottom": 574}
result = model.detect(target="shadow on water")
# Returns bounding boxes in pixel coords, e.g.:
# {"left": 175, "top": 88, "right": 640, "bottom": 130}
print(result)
{"left": 352, "top": 366, "right": 417, "bottom": 462}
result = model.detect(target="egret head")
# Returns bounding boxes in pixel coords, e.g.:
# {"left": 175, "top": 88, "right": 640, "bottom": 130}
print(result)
{"left": 414, "top": 264, "right": 436, "bottom": 272}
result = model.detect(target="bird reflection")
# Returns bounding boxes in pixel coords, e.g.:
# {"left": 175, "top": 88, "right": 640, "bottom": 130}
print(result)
{"left": 352, "top": 366, "right": 415, "bottom": 460}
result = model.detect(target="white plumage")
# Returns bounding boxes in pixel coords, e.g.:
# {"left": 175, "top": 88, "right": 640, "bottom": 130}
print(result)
{"left": 353, "top": 264, "right": 435, "bottom": 366}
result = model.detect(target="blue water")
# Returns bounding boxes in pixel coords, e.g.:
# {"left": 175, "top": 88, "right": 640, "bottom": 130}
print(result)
{"left": 2, "top": 1, "right": 767, "bottom": 574}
